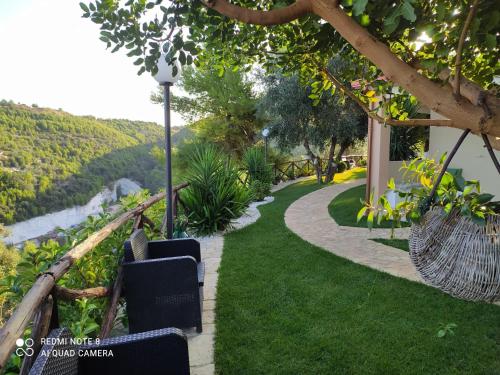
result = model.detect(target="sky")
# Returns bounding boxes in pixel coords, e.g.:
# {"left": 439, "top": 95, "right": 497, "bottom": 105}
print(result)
{"left": 0, "top": 0, "right": 184, "bottom": 126}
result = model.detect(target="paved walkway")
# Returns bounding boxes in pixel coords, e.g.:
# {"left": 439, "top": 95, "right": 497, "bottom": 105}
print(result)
{"left": 285, "top": 179, "right": 422, "bottom": 282}
{"left": 188, "top": 179, "right": 295, "bottom": 375}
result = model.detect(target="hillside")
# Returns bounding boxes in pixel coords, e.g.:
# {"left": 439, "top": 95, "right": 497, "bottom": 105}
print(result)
{"left": 0, "top": 102, "right": 178, "bottom": 224}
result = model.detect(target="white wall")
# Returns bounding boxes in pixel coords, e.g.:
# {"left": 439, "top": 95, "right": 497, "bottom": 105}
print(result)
{"left": 389, "top": 160, "right": 405, "bottom": 183}
{"left": 368, "top": 116, "right": 391, "bottom": 199}
{"left": 429, "top": 112, "right": 500, "bottom": 198}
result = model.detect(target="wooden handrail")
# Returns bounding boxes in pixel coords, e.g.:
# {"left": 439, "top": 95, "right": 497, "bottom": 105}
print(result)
{"left": 0, "top": 182, "right": 189, "bottom": 369}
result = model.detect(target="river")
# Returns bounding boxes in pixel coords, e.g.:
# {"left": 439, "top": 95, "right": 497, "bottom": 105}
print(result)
{"left": 2, "top": 178, "right": 142, "bottom": 245}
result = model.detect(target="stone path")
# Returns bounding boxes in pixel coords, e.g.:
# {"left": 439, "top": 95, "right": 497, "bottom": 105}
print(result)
{"left": 285, "top": 178, "right": 422, "bottom": 282}
{"left": 188, "top": 180, "right": 294, "bottom": 375}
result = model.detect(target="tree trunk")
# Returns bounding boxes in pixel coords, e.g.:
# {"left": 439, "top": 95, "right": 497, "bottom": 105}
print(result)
{"left": 336, "top": 143, "right": 348, "bottom": 162}
{"left": 325, "top": 135, "right": 337, "bottom": 183}
{"left": 303, "top": 138, "right": 322, "bottom": 184}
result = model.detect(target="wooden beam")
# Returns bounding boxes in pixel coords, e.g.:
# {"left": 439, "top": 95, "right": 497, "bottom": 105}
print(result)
{"left": 99, "top": 265, "right": 124, "bottom": 339}
{"left": 19, "top": 296, "right": 53, "bottom": 375}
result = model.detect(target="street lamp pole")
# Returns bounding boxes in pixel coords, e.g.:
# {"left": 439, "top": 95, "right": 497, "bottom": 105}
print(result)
{"left": 154, "top": 51, "right": 181, "bottom": 240}
{"left": 162, "top": 82, "right": 173, "bottom": 239}
{"left": 262, "top": 128, "right": 270, "bottom": 165}
{"left": 264, "top": 136, "right": 268, "bottom": 164}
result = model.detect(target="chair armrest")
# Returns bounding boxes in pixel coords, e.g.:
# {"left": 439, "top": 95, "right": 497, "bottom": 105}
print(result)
{"left": 148, "top": 238, "right": 201, "bottom": 262}
{"left": 197, "top": 262, "right": 205, "bottom": 286}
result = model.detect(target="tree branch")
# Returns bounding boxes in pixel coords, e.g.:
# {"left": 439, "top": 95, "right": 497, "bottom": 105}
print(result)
{"left": 54, "top": 285, "right": 110, "bottom": 300}
{"left": 202, "top": 0, "right": 499, "bottom": 139}
{"left": 453, "top": 0, "right": 479, "bottom": 98}
{"left": 321, "top": 68, "right": 452, "bottom": 128}
{"left": 455, "top": 0, "right": 480, "bottom": 97}
{"left": 202, "top": 0, "right": 312, "bottom": 26}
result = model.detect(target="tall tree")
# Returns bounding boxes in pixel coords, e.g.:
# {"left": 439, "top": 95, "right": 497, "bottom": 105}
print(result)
{"left": 259, "top": 74, "right": 366, "bottom": 183}
{"left": 152, "top": 64, "right": 263, "bottom": 157}
{"left": 82, "top": 0, "right": 500, "bottom": 149}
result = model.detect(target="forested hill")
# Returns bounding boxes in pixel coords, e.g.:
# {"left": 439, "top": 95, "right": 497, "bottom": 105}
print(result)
{"left": 0, "top": 102, "right": 171, "bottom": 224}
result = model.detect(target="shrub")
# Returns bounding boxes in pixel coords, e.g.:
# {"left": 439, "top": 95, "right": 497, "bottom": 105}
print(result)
{"left": 181, "top": 145, "right": 251, "bottom": 235}
{"left": 243, "top": 147, "right": 273, "bottom": 184}
{"left": 358, "top": 159, "right": 367, "bottom": 167}
{"left": 359, "top": 155, "right": 500, "bottom": 232}
{"left": 0, "top": 191, "right": 172, "bottom": 372}
{"left": 0, "top": 241, "right": 20, "bottom": 324}
{"left": 249, "top": 180, "right": 271, "bottom": 201}
{"left": 336, "top": 161, "right": 347, "bottom": 173}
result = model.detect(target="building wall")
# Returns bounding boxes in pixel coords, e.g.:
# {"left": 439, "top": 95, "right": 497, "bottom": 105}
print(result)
{"left": 367, "top": 116, "right": 391, "bottom": 200}
{"left": 429, "top": 112, "right": 500, "bottom": 198}
{"left": 388, "top": 160, "right": 405, "bottom": 183}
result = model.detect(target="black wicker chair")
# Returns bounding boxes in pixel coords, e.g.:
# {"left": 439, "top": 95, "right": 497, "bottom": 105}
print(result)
{"left": 123, "top": 230, "right": 204, "bottom": 333}
{"left": 29, "top": 327, "right": 189, "bottom": 375}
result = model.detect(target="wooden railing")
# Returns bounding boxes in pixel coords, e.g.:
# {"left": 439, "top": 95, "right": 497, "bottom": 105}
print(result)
{"left": 238, "top": 158, "right": 323, "bottom": 185}
{"left": 0, "top": 182, "right": 189, "bottom": 372}
{"left": 272, "top": 159, "right": 320, "bottom": 182}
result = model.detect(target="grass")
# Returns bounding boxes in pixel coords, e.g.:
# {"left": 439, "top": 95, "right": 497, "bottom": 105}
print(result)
{"left": 371, "top": 238, "right": 410, "bottom": 251}
{"left": 332, "top": 167, "right": 366, "bottom": 183}
{"left": 215, "top": 174, "right": 500, "bottom": 374}
{"left": 328, "top": 184, "right": 407, "bottom": 229}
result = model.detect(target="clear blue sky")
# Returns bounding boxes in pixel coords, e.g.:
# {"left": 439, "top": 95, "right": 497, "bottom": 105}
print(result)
{"left": 0, "top": 0, "right": 184, "bottom": 125}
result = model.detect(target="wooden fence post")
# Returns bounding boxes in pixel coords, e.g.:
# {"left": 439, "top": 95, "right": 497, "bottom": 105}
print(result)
{"left": 99, "top": 265, "right": 124, "bottom": 339}
{"left": 18, "top": 295, "right": 53, "bottom": 375}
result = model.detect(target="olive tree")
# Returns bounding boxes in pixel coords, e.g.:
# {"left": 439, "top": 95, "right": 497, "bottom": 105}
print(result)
{"left": 259, "top": 74, "right": 366, "bottom": 183}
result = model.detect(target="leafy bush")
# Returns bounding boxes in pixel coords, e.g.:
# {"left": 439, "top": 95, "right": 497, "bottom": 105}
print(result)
{"left": 359, "top": 155, "right": 500, "bottom": 233}
{"left": 0, "top": 240, "right": 20, "bottom": 324}
{"left": 358, "top": 159, "right": 367, "bottom": 167}
{"left": 0, "top": 190, "right": 168, "bottom": 371}
{"left": 243, "top": 147, "right": 273, "bottom": 184}
{"left": 181, "top": 145, "right": 251, "bottom": 235}
{"left": 336, "top": 161, "right": 348, "bottom": 173}
{"left": 249, "top": 180, "right": 271, "bottom": 201}
{"left": 243, "top": 147, "right": 272, "bottom": 200}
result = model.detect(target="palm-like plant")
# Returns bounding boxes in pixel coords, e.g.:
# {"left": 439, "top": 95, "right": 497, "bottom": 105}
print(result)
{"left": 243, "top": 147, "right": 273, "bottom": 184}
{"left": 181, "top": 145, "right": 251, "bottom": 235}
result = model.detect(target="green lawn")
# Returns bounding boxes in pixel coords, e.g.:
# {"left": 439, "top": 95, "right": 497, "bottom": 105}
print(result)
{"left": 328, "top": 184, "right": 408, "bottom": 229}
{"left": 332, "top": 167, "right": 366, "bottom": 183}
{"left": 215, "top": 177, "right": 500, "bottom": 374}
{"left": 371, "top": 238, "right": 409, "bottom": 251}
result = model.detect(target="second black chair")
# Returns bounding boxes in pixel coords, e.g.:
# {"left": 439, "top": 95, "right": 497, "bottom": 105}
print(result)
{"left": 123, "top": 229, "right": 204, "bottom": 333}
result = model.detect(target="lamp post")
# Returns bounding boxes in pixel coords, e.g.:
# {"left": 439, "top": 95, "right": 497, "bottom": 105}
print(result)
{"left": 154, "top": 54, "right": 181, "bottom": 239}
{"left": 262, "top": 128, "right": 270, "bottom": 164}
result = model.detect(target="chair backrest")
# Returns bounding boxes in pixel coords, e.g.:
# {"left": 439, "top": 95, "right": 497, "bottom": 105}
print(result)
{"left": 78, "top": 327, "right": 189, "bottom": 375}
{"left": 123, "top": 256, "right": 201, "bottom": 333}
{"left": 124, "top": 229, "right": 149, "bottom": 262}
{"left": 148, "top": 238, "right": 202, "bottom": 263}
{"left": 29, "top": 328, "right": 78, "bottom": 375}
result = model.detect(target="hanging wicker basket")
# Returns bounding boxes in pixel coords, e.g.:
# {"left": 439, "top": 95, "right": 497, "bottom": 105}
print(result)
{"left": 409, "top": 207, "right": 500, "bottom": 302}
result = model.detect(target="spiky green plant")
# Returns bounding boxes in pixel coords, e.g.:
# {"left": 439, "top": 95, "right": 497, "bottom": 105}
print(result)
{"left": 243, "top": 147, "right": 273, "bottom": 184}
{"left": 181, "top": 145, "right": 251, "bottom": 235}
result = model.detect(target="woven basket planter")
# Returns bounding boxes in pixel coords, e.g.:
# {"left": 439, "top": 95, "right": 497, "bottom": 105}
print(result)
{"left": 409, "top": 207, "right": 500, "bottom": 302}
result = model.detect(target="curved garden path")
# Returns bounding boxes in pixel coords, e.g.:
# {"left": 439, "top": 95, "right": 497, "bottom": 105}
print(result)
{"left": 285, "top": 178, "right": 422, "bottom": 283}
